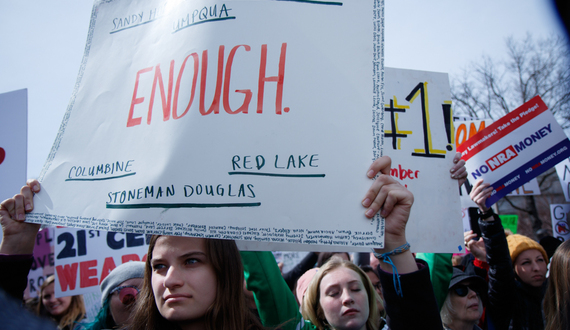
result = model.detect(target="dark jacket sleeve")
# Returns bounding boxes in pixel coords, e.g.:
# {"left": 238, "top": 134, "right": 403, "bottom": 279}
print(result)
{"left": 282, "top": 252, "right": 319, "bottom": 290}
{"left": 0, "top": 254, "right": 34, "bottom": 302}
{"left": 479, "top": 214, "right": 516, "bottom": 330}
{"left": 378, "top": 259, "right": 443, "bottom": 330}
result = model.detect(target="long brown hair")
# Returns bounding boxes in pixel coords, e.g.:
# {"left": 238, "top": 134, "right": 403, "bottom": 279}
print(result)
{"left": 302, "top": 256, "right": 379, "bottom": 330}
{"left": 543, "top": 239, "right": 570, "bottom": 330}
{"left": 37, "top": 275, "right": 86, "bottom": 330}
{"left": 129, "top": 235, "right": 264, "bottom": 330}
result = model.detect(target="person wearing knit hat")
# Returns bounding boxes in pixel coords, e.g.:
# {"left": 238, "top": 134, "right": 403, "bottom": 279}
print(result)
{"left": 507, "top": 234, "right": 548, "bottom": 288}
{"left": 83, "top": 261, "right": 145, "bottom": 330}
{"left": 470, "top": 179, "right": 548, "bottom": 329}
{"left": 295, "top": 267, "right": 318, "bottom": 308}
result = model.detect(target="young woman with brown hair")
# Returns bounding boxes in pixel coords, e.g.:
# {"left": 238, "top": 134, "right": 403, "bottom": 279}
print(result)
{"left": 543, "top": 239, "right": 570, "bottom": 330}
{"left": 129, "top": 235, "right": 264, "bottom": 330}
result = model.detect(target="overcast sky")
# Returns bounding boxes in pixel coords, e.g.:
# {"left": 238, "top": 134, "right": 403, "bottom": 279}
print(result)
{"left": 0, "top": 0, "right": 565, "bottom": 178}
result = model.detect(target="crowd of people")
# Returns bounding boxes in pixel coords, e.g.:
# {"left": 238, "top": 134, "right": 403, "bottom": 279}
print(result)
{"left": 0, "top": 154, "right": 568, "bottom": 330}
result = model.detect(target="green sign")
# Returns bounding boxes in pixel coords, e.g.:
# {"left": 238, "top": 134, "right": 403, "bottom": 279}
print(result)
{"left": 499, "top": 214, "right": 518, "bottom": 234}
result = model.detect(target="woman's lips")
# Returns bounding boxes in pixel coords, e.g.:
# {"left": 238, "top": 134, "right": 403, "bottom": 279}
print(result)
{"left": 342, "top": 308, "right": 359, "bottom": 316}
{"left": 164, "top": 293, "right": 191, "bottom": 302}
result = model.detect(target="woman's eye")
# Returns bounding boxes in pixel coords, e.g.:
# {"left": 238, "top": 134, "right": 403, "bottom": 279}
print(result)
{"left": 185, "top": 258, "right": 198, "bottom": 265}
{"left": 152, "top": 263, "right": 165, "bottom": 271}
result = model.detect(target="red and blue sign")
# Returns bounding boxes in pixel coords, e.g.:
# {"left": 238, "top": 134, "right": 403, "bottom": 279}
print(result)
{"left": 459, "top": 96, "right": 570, "bottom": 207}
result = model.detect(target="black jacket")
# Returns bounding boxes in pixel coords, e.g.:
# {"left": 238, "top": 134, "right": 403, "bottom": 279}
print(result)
{"left": 479, "top": 215, "right": 545, "bottom": 330}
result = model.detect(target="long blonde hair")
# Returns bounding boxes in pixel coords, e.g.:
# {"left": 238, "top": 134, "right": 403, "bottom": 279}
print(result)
{"left": 543, "top": 239, "right": 570, "bottom": 330}
{"left": 302, "top": 256, "right": 379, "bottom": 330}
{"left": 37, "top": 275, "right": 85, "bottom": 329}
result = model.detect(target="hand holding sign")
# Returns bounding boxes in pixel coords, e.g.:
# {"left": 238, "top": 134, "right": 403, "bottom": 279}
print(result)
{"left": 469, "top": 179, "right": 493, "bottom": 213}
{"left": 363, "top": 155, "right": 418, "bottom": 274}
{"left": 363, "top": 156, "right": 413, "bottom": 249}
{"left": 0, "top": 179, "right": 41, "bottom": 255}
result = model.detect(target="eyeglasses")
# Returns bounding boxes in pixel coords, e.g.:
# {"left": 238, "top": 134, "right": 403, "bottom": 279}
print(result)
{"left": 110, "top": 285, "right": 140, "bottom": 305}
{"left": 452, "top": 284, "right": 479, "bottom": 297}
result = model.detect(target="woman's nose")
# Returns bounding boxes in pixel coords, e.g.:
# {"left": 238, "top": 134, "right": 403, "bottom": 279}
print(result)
{"left": 341, "top": 290, "right": 354, "bottom": 305}
{"left": 163, "top": 266, "right": 184, "bottom": 289}
{"left": 467, "top": 288, "right": 477, "bottom": 298}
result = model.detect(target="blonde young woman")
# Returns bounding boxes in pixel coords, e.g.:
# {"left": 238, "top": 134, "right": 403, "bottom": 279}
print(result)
{"left": 37, "top": 275, "right": 86, "bottom": 330}
{"left": 243, "top": 155, "right": 447, "bottom": 330}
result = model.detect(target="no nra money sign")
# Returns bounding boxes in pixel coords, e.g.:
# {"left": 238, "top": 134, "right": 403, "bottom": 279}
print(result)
{"left": 459, "top": 96, "right": 570, "bottom": 207}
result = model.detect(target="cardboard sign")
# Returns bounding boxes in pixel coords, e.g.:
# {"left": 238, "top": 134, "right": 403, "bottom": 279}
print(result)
{"left": 54, "top": 227, "right": 148, "bottom": 296}
{"left": 498, "top": 214, "right": 518, "bottom": 234}
{"left": 555, "top": 157, "right": 570, "bottom": 202}
{"left": 28, "top": 1, "right": 386, "bottom": 249}
{"left": 459, "top": 96, "right": 570, "bottom": 207}
{"left": 455, "top": 118, "right": 494, "bottom": 208}
{"left": 0, "top": 89, "right": 27, "bottom": 202}
{"left": 550, "top": 204, "right": 570, "bottom": 242}
{"left": 382, "top": 68, "right": 462, "bottom": 253}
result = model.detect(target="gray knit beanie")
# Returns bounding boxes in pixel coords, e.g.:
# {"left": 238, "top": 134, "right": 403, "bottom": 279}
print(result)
{"left": 100, "top": 261, "right": 145, "bottom": 304}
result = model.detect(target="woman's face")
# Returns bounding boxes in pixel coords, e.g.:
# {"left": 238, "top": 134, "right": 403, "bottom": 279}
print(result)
{"left": 319, "top": 267, "right": 369, "bottom": 330}
{"left": 514, "top": 249, "right": 547, "bottom": 287}
{"left": 41, "top": 282, "right": 72, "bottom": 317}
{"left": 364, "top": 270, "right": 384, "bottom": 312}
{"left": 109, "top": 277, "right": 143, "bottom": 327}
{"left": 151, "top": 236, "right": 217, "bottom": 326}
{"left": 449, "top": 281, "right": 482, "bottom": 323}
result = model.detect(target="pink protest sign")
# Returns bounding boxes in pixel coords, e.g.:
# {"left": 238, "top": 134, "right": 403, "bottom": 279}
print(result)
{"left": 459, "top": 96, "right": 570, "bottom": 207}
{"left": 24, "top": 227, "right": 55, "bottom": 299}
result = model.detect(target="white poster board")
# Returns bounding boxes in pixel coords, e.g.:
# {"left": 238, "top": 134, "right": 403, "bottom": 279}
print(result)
{"left": 550, "top": 204, "right": 570, "bottom": 242}
{"left": 0, "top": 89, "right": 27, "bottom": 202}
{"left": 382, "top": 68, "right": 462, "bottom": 253}
{"left": 555, "top": 157, "right": 570, "bottom": 202}
{"left": 28, "top": 0, "right": 386, "bottom": 250}
{"left": 54, "top": 227, "right": 149, "bottom": 297}
{"left": 459, "top": 96, "right": 570, "bottom": 208}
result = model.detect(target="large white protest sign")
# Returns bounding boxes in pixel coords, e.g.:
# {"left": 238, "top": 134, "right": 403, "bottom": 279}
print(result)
{"left": 28, "top": 0, "right": 385, "bottom": 250}
{"left": 0, "top": 89, "right": 27, "bottom": 203}
{"left": 555, "top": 157, "right": 570, "bottom": 202}
{"left": 382, "top": 68, "right": 462, "bottom": 253}
{"left": 550, "top": 204, "right": 570, "bottom": 242}
{"left": 239, "top": 67, "right": 464, "bottom": 253}
{"left": 459, "top": 96, "right": 570, "bottom": 208}
{"left": 54, "top": 227, "right": 149, "bottom": 296}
